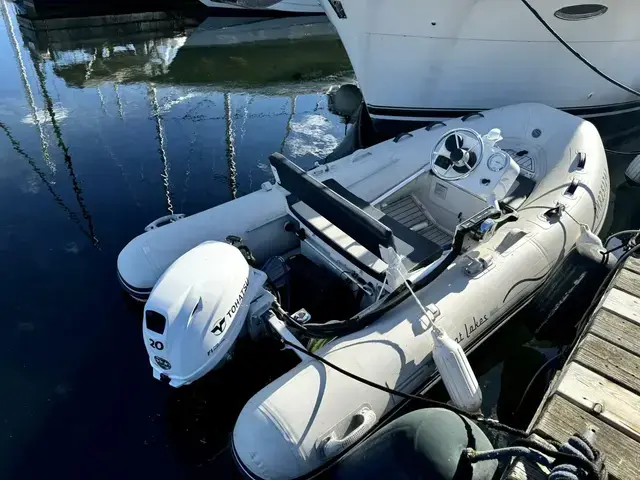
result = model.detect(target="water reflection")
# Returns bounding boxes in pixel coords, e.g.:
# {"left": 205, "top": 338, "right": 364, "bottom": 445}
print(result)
{"left": 1, "top": 0, "right": 53, "bottom": 172}
{"left": 0, "top": 120, "right": 96, "bottom": 243}
{"left": 148, "top": 83, "right": 176, "bottom": 214}
{"left": 223, "top": 92, "right": 238, "bottom": 199}
{"left": 0, "top": 4, "right": 351, "bottom": 478}
{"left": 31, "top": 15, "right": 351, "bottom": 93}
{"left": 4, "top": 0, "right": 100, "bottom": 246}
{"left": 33, "top": 48, "right": 101, "bottom": 246}
{"left": 5, "top": 4, "right": 352, "bottom": 233}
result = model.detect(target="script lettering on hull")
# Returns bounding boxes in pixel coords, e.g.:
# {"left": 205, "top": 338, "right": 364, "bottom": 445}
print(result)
{"left": 454, "top": 314, "right": 490, "bottom": 344}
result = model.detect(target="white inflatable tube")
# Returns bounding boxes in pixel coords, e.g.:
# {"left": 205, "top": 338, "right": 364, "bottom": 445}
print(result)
{"left": 117, "top": 185, "right": 296, "bottom": 300}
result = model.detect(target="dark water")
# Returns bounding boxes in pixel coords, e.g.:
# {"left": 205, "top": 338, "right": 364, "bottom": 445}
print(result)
{"left": 1, "top": 2, "right": 639, "bottom": 479}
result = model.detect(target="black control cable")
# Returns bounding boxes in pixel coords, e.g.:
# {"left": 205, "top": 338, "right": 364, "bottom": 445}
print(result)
{"left": 279, "top": 336, "right": 528, "bottom": 438}
{"left": 279, "top": 217, "right": 485, "bottom": 339}
{"left": 604, "top": 148, "right": 640, "bottom": 156}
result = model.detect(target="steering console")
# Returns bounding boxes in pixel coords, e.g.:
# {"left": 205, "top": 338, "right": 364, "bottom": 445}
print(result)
{"left": 429, "top": 127, "right": 521, "bottom": 205}
{"left": 431, "top": 128, "right": 484, "bottom": 181}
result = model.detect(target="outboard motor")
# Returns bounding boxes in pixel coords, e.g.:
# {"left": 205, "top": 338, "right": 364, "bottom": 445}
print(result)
{"left": 143, "top": 240, "right": 268, "bottom": 387}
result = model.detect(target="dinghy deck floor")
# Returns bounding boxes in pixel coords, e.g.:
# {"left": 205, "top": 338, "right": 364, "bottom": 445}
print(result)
{"left": 380, "top": 195, "right": 451, "bottom": 247}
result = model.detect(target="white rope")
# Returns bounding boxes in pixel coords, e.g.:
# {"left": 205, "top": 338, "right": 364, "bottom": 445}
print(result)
{"left": 387, "top": 250, "right": 442, "bottom": 334}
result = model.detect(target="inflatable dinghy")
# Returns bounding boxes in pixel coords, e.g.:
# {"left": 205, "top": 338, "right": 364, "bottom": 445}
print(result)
{"left": 117, "top": 103, "right": 609, "bottom": 479}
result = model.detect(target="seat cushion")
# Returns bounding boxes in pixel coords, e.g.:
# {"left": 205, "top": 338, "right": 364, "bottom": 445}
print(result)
{"left": 322, "top": 179, "right": 444, "bottom": 269}
{"left": 290, "top": 178, "right": 443, "bottom": 281}
{"left": 290, "top": 201, "right": 389, "bottom": 278}
{"left": 270, "top": 153, "right": 394, "bottom": 257}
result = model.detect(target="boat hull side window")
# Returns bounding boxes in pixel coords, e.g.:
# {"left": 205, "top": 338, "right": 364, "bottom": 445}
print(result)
{"left": 554, "top": 4, "right": 608, "bottom": 21}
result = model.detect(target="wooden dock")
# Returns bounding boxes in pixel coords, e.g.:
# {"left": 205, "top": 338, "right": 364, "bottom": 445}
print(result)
{"left": 505, "top": 256, "right": 640, "bottom": 480}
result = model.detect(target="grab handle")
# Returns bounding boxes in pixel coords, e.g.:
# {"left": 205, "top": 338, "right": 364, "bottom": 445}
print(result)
{"left": 393, "top": 132, "right": 414, "bottom": 143}
{"left": 144, "top": 214, "right": 185, "bottom": 232}
{"left": 322, "top": 407, "right": 377, "bottom": 458}
{"left": 460, "top": 112, "right": 485, "bottom": 122}
{"left": 425, "top": 121, "right": 446, "bottom": 131}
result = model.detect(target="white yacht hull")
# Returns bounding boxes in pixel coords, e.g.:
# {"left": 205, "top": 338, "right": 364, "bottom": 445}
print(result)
{"left": 320, "top": 0, "right": 640, "bottom": 121}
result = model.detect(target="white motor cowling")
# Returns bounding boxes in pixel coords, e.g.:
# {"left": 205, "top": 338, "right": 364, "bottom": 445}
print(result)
{"left": 143, "top": 240, "right": 265, "bottom": 387}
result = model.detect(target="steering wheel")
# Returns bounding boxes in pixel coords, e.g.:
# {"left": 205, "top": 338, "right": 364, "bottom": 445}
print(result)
{"left": 431, "top": 128, "right": 484, "bottom": 181}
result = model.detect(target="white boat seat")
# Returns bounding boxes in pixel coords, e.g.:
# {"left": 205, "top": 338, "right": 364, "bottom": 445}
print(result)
{"left": 269, "top": 153, "right": 444, "bottom": 281}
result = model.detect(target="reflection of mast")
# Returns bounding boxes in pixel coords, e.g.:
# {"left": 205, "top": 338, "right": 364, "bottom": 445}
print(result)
{"left": 114, "top": 84, "right": 125, "bottom": 120}
{"left": 28, "top": 46, "right": 99, "bottom": 247}
{"left": 280, "top": 95, "right": 296, "bottom": 154}
{"left": 85, "top": 48, "right": 107, "bottom": 115}
{"left": 147, "top": 84, "right": 174, "bottom": 214}
{"left": 224, "top": 93, "right": 238, "bottom": 200}
{"left": 0, "top": 121, "right": 95, "bottom": 244}
{"left": 96, "top": 86, "right": 107, "bottom": 115}
{"left": 0, "top": 0, "right": 54, "bottom": 174}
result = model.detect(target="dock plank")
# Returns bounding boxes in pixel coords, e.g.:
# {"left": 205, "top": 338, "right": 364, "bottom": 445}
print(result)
{"left": 557, "top": 363, "right": 640, "bottom": 443}
{"left": 589, "top": 309, "right": 640, "bottom": 355}
{"left": 534, "top": 396, "right": 640, "bottom": 480}
{"left": 622, "top": 256, "right": 640, "bottom": 275}
{"left": 502, "top": 458, "right": 549, "bottom": 480}
{"left": 574, "top": 334, "right": 640, "bottom": 396}
{"left": 602, "top": 288, "right": 640, "bottom": 326}
{"left": 611, "top": 269, "right": 640, "bottom": 298}
{"left": 529, "top": 257, "right": 640, "bottom": 480}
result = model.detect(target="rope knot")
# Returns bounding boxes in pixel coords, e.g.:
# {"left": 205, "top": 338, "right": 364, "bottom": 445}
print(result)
{"left": 549, "top": 433, "right": 607, "bottom": 480}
